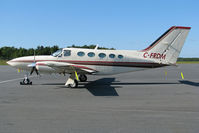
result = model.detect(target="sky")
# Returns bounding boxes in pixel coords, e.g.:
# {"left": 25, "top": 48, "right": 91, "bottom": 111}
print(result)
{"left": 0, "top": 0, "right": 198, "bottom": 57}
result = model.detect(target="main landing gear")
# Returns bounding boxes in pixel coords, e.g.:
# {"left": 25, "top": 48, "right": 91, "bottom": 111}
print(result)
{"left": 20, "top": 73, "right": 32, "bottom": 85}
{"left": 65, "top": 74, "right": 87, "bottom": 88}
{"left": 79, "top": 74, "right": 87, "bottom": 82}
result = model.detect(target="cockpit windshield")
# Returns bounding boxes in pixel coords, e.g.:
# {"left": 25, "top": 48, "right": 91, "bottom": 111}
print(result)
{"left": 51, "top": 49, "right": 63, "bottom": 57}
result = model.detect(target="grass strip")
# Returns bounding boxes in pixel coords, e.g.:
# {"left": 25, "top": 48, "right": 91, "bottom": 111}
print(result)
{"left": 0, "top": 60, "right": 8, "bottom": 65}
{"left": 177, "top": 61, "right": 199, "bottom": 64}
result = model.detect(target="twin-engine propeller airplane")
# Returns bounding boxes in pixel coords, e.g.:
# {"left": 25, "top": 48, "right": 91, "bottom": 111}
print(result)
{"left": 7, "top": 26, "right": 191, "bottom": 88}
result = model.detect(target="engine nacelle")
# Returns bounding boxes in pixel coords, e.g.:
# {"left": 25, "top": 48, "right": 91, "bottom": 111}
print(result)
{"left": 36, "top": 62, "right": 56, "bottom": 74}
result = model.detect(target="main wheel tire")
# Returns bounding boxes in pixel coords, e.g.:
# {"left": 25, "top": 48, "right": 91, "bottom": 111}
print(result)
{"left": 68, "top": 79, "right": 78, "bottom": 88}
{"left": 79, "top": 74, "right": 87, "bottom": 82}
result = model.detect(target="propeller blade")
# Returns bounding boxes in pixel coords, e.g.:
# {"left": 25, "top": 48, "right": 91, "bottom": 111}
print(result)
{"left": 34, "top": 50, "right": 36, "bottom": 62}
{"left": 30, "top": 66, "right": 40, "bottom": 76}
{"left": 30, "top": 67, "right": 35, "bottom": 75}
{"left": 35, "top": 68, "right": 39, "bottom": 75}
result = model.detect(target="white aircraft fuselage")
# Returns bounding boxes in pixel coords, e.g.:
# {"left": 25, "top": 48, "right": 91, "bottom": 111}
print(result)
{"left": 7, "top": 48, "right": 167, "bottom": 75}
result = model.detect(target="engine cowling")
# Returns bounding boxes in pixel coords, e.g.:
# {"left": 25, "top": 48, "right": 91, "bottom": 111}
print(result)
{"left": 36, "top": 62, "right": 56, "bottom": 73}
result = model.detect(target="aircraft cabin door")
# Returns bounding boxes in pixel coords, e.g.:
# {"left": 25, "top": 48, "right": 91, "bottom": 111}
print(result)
{"left": 97, "top": 52, "right": 108, "bottom": 74}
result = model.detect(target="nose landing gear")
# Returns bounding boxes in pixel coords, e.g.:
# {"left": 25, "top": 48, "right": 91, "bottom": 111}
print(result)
{"left": 65, "top": 73, "right": 78, "bottom": 88}
{"left": 20, "top": 73, "right": 32, "bottom": 85}
{"left": 65, "top": 73, "right": 87, "bottom": 88}
{"left": 68, "top": 79, "right": 78, "bottom": 88}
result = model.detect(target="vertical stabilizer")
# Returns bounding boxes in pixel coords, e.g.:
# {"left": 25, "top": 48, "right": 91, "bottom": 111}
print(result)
{"left": 142, "top": 26, "right": 191, "bottom": 64}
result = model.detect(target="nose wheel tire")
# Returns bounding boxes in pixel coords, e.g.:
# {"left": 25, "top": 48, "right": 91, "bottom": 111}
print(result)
{"left": 20, "top": 73, "right": 32, "bottom": 85}
{"left": 68, "top": 79, "right": 78, "bottom": 88}
{"left": 20, "top": 78, "right": 32, "bottom": 85}
{"left": 79, "top": 74, "right": 87, "bottom": 82}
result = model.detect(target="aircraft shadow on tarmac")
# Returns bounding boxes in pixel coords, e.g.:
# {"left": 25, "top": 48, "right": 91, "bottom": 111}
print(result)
{"left": 83, "top": 78, "right": 119, "bottom": 96}
{"left": 42, "top": 78, "right": 119, "bottom": 96}
{"left": 83, "top": 79, "right": 199, "bottom": 96}
{"left": 179, "top": 80, "right": 199, "bottom": 87}
{"left": 41, "top": 78, "right": 199, "bottom": 96}
{"left": 79, "top": 78, "right": 181, "bottom": 96}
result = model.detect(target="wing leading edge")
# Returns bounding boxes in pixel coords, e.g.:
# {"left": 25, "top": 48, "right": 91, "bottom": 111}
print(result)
{"left": 36, "top": 61, "right": 97, "bottom": 74}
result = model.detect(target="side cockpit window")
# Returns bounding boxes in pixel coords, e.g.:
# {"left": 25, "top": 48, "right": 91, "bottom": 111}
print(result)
{"left": 51, "top": 49, "right": 62, "bottom": 57}
{"left": 64, "top": 50, "right": 71, "bottom": 56}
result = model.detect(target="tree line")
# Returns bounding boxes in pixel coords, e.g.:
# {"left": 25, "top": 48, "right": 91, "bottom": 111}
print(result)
{"left": 0, "top": 45, "right": 59, "bottom": 60}
{"left": 0, "top": 45, "right": 115, "bottom": 60}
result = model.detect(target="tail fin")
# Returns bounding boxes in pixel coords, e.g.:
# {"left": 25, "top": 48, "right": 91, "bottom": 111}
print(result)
{"left": 142, "top": 26, "right": 191, "bottom": 64}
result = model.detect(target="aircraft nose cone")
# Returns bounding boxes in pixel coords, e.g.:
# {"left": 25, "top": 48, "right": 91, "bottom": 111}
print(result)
{"left": 7, "top": 60, "right": 12, "bottom": 66}
{"left": 7, "top": 59, "right": 16, "bottom": 66}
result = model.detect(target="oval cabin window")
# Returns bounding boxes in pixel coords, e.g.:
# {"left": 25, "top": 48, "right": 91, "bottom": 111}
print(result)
{"left": 98, "top": 53, "right": 106, "bottom": 58}
{"left": 88, "top": 52, "right": 95, "bottom": 57}
{"left": 109, "top": 54, "right": 115, "bottom": 58}
{"left": 118, "top": 55, "right": 124, "bottom": 59}
{"left": 77, "top": 51, "right": 85, "bottom": 57}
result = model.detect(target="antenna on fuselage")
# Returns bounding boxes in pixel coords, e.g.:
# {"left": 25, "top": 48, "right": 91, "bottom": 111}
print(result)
{"left": 94, "top": 44, "right": 98, "bottom": 50}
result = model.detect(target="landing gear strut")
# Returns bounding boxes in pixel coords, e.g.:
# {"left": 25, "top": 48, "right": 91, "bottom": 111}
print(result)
{"left": 65, "top": 73, "right": 78, "bottom": 88}
{"left": 79, "top": 74, "right": 87, "bottom": 82}
{"left": 68, "top": 79, "right": 78, "bottom": 88}
{"left": 20, "top": 73, "right": 32, "bottom": 85}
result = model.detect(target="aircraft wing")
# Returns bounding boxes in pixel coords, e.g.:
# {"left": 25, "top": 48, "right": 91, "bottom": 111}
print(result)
{"left": 36, "top": 61, "right": 97, "bottom": 74}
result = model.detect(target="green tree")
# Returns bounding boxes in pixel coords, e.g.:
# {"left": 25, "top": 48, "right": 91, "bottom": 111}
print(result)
{"left": 0, "top": 45, "right": 60, "bottom": 59}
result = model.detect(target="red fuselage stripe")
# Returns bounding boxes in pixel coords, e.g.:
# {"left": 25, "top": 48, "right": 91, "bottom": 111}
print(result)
{"left": 11, "top": 60, "right": 167, "bottom": 68}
